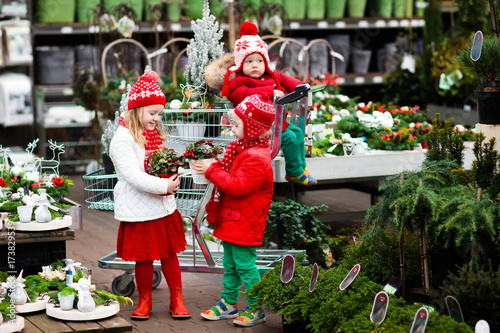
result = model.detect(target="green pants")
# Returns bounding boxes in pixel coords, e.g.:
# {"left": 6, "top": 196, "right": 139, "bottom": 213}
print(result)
{"left": 221, "top": 241, "right": 261, "bottom": 307}
{"left": 282, "top": 123, "right": 307, "bottom": 177}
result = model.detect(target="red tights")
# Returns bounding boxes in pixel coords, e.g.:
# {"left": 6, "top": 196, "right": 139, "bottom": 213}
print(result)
{"left": 134, "top": 255, "right": 182, "bottom": 292}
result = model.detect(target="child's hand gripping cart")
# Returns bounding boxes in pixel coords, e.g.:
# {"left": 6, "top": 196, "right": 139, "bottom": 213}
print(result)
{"left": 270, "top": 83, "right": 327, "bottom": 159}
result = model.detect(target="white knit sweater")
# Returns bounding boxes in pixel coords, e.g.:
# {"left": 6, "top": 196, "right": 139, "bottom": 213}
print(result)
{"left": 109, "top": 126, "right": 177, "bottom": 222}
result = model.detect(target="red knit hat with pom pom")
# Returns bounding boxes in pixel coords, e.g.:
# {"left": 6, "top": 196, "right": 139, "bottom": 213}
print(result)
{"left": 221, "top": 21, "right": 277, "bottom": 97}
{"left": 128, "top": 69, "right": 166, "bottom": 110}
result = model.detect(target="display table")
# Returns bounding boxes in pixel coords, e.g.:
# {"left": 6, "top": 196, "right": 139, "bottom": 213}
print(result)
{"left": 272, "top": 148, "right": 475, "bottom": 184}
{"left": 22, "top": 311, "right": 132, "bottom": 333}
{"left": 272, "top": 148, "right": 476, "bottom": 223}
{"left": 0, "top": 228, "right": 75, "bottom": 276}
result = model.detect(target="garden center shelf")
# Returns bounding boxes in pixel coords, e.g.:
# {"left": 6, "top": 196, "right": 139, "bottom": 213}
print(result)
{"left": 31, "top": 17, "right": 425, "bottom": 36}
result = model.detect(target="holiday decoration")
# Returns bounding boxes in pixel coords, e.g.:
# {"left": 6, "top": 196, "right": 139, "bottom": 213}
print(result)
{"left": 183, "top": 0, "right": 224, "bottom": 104}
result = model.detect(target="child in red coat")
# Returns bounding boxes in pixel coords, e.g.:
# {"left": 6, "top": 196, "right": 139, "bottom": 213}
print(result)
{"left": 216, "top": 21, "right": 316, "bottom": 185}
{"left": 191, "top": 94, "right": 275, "bottom": 327}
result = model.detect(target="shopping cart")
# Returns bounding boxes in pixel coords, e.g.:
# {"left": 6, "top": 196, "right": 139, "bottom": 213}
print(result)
{"left": 87, "top": 85, "right": 323, "bottom": 296}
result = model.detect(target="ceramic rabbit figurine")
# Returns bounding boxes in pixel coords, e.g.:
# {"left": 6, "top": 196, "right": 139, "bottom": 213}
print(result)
{"left": 77, "top": 277, "right": 95, "bottom": 312}
{"left": 35, "top": 189, "right": 51, "bottom": 223}
{"left": 9, "top": 275, "right": 27, "bottom": 305}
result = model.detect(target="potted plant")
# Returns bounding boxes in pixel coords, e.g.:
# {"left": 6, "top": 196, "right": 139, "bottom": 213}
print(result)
{"left": 263, "top": 199, "right": 330, "bottom": 265}
{"left": 147, "top": 148, "right": 186, "bottom": 178}
{"left": 183, "top": 140, "right": 223, "bottom": 184}
{"left": 455, "top": 0, "right": 500, "bottom": 124}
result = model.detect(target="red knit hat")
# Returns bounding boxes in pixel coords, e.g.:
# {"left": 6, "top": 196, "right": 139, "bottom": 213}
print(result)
{"left": 234, "top": 94, "right": 275, "bottom": 140}
{"left": 127, "top": 70, "right": 166, "bottom": 110}
{"left": 221, "top": 22, "right": 281, "bottom": 97}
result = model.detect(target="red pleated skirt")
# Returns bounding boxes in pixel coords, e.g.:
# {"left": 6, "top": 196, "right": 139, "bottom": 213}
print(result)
{"left": 116, "top": 209, "right": 186, "bottom": 261}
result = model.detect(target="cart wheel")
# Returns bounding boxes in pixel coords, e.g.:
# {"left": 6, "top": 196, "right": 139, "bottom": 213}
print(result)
{"left": 152, "top": 271, "right": 162, "bottom": 289}
{"left": 112, "top": 274, "right": 136, "bottom": 297}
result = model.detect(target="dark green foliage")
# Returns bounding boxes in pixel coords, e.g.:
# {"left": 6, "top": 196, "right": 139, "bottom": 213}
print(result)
{"left": 437, "top": 184, "right": 498, "bottom": 267}
{"left": 249, "top": 253, "right": 473, "bottom": 332}
{"left": 441, "top": 264, "right": 500, "bottom": 331}
{"left": 263, "top": 199, "right": 329, "bottom": 253}
{"left": 472, "top": 133, "right": 498, "bottom": 189}
{"left": 426, "top": 114, "right": 465, "bottom": 167}
{"left": 456, "top": 35, "right": 500, "bottom": 88}
{"left": 342, "top": 226, "right": 422, "bottom": 288}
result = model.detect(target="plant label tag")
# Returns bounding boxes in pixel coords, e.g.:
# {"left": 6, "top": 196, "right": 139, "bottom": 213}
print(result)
{"left": 445, "top": 296, "right": 464, "bottom": 323}
{"left": 383, "top": 275, "right": 402, "bottom": 295}
{"left": 339, "top": 264, "right": 360, "bottom": 290}
{"left": 475, "top": 319, "right": 490, "bottom": 333}
{"left": 309, "top": 263, "right": 319, "bottom": 292}
{"left": 410, "top": 307, "right": 429, "bottom": 333}
{"left": 370, "top": 291, "right": 389, "bottom": 324}
{"left": 470, "top": 30, "right": 483, "bottom": 62}
{"left": 280, "top": 254, "right": 295, "bottom": 283}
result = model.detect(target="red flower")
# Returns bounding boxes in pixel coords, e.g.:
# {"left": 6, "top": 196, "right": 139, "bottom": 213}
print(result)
{"left": 53, "top": 176, "right": 64, "bottom": 186}
{"left": 32, "top": 182, "right": 40, "bottom": 189}
{"left": 0, "top": 178, "right": 6, "bottom": 187}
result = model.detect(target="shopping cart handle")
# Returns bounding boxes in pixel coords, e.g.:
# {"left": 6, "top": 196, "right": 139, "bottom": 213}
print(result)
{"left": 276, "top": 83, "right": 311, "bottom": 105}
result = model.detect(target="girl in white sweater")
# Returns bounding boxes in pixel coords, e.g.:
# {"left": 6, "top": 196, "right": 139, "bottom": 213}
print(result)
{"left": 109, "top": 70, "right": 190, "bottom": 320}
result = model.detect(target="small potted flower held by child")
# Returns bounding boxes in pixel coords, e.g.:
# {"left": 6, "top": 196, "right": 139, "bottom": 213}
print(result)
{"left": 184, "top": 140, "right": 224, "bottom": 184}
{"left": 147, "top": 148, "right": 186, "bottom": 178}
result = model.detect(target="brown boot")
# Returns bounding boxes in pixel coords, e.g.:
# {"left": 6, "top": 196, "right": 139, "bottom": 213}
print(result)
{"left": 131, "top": 291, "right": 152, "bottom": 320}
{"left": 169, "top": 288, "right": 191, "bottom": 319}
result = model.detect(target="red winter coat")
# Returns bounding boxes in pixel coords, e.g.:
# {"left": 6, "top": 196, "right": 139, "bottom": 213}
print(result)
{"left": 205, "top": 146, "right": 274, "bottom": 246}
{"left": 227, "top": 72, "right": 304, "bottom": 132}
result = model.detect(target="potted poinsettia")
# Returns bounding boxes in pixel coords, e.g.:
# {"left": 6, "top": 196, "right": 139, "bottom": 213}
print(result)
{"left": 147, "top": 148, "right": 186, "bottom": 178}
{"left": 183, "top": 140, "right": 223, "bottom": 184}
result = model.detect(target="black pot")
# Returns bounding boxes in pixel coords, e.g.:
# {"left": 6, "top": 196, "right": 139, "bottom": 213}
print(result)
{"left": 475, "top": 90, "right": 500, "bottom": 124}
{"left": 101, "top": 153, "right": 115, "bottom": 174}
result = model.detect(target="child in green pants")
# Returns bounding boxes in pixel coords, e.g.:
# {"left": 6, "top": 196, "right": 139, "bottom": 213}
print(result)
{"left": 191, "top": 94, "right": 275, "bottom": 326}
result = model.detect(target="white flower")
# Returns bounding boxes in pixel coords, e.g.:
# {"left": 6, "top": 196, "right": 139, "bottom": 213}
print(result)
{"left": 11, "top": 165, "right": 23, "bottom": 176}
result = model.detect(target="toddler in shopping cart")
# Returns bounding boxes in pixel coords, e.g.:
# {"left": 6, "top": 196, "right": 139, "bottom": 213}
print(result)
{"left": 205, "top": 21, "right": 317, "bottom": 186}
{"left": 109, "top": 69, "right": 191, "bottom": 320}
{"left": 191, "top": 94, "right": 275, "bottom": 327}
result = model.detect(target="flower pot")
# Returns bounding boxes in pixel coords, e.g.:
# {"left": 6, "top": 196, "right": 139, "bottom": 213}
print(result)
{"left": 37, "top": 0, "right": 76, "bottom": 23}
{"left": 167, "top": 0, "right": 181, "bottom": 21}
{"left": 352, "top": 48, "right": 372, "bottom": 74}
{"left": 101, "top": 153, "right": 115, "bottom": 175}
{"left": 283, "top": 0, "right": 306, "bottom": 19}
{"left": 176, "top": 120, "right": 207, "bottom": 140}
{"left": 475, "top": 90, "right": 500, "bottom": 125}
{"left": 17, "top": 205, "right": 33, "bottom": 223}
{"left": 326, "top": 0, "right": 347, "bottom": 18}
{"left": 415, "top": 0, "right": 426, "bottom": 16}
{"left": 58, "top": 292, "right": 75, "bottom": 311}
{"left": 374, "top": 0, "right": 393, "bottom": 18}
{"left": 307, "top": 0, "right": 325, "bottom": 19}
{"left": 190, "top": 158, "right": 216, "bottom": 185}
{"left": 404, "top": 0, "right": 413, "bottom": 17}
{"left": 347, "top": 0, "right": 367, "bottom": 18}
{"left": 77, "top": 0, "right": 99, "bottom": 22}
{"left": 184, "top": 0, "right": 204, "bottom": 19}
{"left": 393, "top": 0, "right": 405, "bottom": 17}
{"left": 327, "top": 34, "right": 350, "bottom": 75}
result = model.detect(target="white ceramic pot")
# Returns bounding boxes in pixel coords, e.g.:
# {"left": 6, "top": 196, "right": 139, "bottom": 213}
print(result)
{"left": 190, "top": 158, "right": 216, "bottom": 185}
{"left": 175, "top": 120, "right": 206, "bottom": 140}
{"left": 17, "top": 205, "right": 33, "bottom": 223}
{"left": 58, "top": 292, "right": 75, "bottom": 311}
